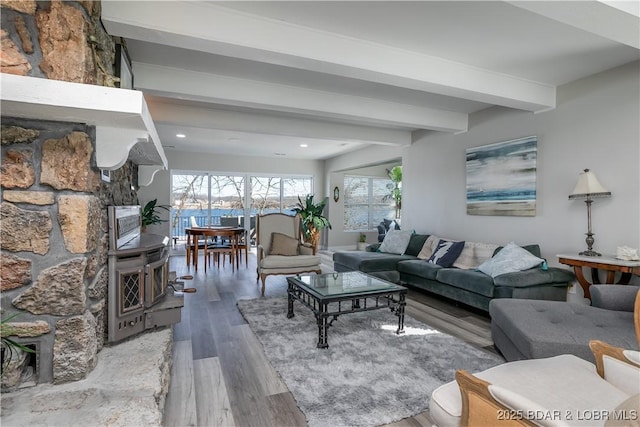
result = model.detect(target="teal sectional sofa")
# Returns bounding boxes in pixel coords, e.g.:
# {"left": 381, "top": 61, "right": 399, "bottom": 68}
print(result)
{"left": 333, "top": 234, "right": 575, "bottom": 312}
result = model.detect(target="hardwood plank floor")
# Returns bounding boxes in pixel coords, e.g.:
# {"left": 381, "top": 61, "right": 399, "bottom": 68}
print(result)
{"left": 163, "top": 251, "right": 498, "bottom": 426}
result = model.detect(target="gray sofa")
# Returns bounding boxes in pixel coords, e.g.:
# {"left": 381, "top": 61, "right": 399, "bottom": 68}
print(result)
{"left": 490, "top": 285, "right": 640, "bottom": 362}
{"left": 333, "top": 234, "right": 575, "bottom": 312}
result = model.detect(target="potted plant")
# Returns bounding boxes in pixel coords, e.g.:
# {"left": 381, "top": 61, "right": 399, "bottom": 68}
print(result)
{"left": 141, "top": 199, "right": 170, "bottom": 231}
{"left": 383, "top": 165, "right": 402, "bottom": 219}
{"left": 1, "top": 313, "right": 35, "bottom": 378}
{"left": 292, "top": 194, "right": 332, "bottom": 250}
{"left": 357, "top": 233, "right": 368, "bottom": 251}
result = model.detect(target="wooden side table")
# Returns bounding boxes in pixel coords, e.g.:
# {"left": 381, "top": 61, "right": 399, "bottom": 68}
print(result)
{"left": 557, "top": 254, "right": 640, "bottom": 299}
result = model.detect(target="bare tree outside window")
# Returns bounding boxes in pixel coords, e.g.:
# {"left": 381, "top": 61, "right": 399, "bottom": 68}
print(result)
{"left": 251, "top": 177, "right": 281, "bottom": 214}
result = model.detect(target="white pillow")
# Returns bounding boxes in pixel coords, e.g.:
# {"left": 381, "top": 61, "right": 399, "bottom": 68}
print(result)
{"left": 378, "top": 229, "right": 413, "bottom": 255}
{"left": 477, "top": 242, "right": 544, "bottom": 278}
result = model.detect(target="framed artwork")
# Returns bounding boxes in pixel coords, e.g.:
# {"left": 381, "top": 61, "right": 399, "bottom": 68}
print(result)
{"left": 466, "top": 136, "right": 537, "bottom": 216}
{"left": 115, "top": 44, "right": 133, "bottom": 89}
{"left": 333, "top": 186, "right": 340, "bottom": 202}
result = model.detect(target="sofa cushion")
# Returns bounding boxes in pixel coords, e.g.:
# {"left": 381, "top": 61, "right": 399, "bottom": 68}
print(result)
{"left": 260, "top": 254, "right": 320, "bottom": 269}
{"left": 430, "top": 354, "right": 629, "bottom": 427}
{"left": 404, "top": 234, "right": 429, "bottom": 257}
{"left": 590, "top": 285, "right": 640, "bottom": 312}
{"left": 478, "top": 242, "right": 544, "bottom": 278}
{"left": 489, "top": 299, "right": 638, "bottom": 362}
{"left": 428, "top": 239, "right": 465, "bottom": 267}
{"left": 333, "top": 251, "right": 415, "bottom": 273}
{"left": 397, "top": 259, "right": 442, "bottom": 280}
{"left": 492, "top": 268, "right": 575, "bottom": 288}
{"left": 378, "top": 229, "right": 413, "bottom": 254}
{"left": 436, "top": 268, "right": 495, "bottom": 297}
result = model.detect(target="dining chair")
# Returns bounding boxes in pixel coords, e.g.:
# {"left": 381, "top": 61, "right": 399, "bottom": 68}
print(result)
{"left": 186, "top": 228, "right": 208, "bottom": 270}
{"left": 207, "top": 229, "right": 239, "bottom": 271}
{"left": 237, "top": 228, "right": 250, "bottom": 266}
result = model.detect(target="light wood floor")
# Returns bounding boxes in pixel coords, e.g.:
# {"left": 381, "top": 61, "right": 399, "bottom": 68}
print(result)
{"left": 163, "top": 251, "right": 499, "bottom": 427}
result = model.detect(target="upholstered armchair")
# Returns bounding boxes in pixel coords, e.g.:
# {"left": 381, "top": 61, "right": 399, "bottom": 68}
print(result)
{"left": 429, "top": 291, "right": 640, "bottom": 427}
{"left": 256, "top": 213, "right": 321, "bottom": 296}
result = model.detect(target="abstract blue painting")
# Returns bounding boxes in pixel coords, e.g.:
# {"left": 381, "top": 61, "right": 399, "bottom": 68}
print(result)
{"left": 466, "top": 136, "right": 537, "bottom": 216}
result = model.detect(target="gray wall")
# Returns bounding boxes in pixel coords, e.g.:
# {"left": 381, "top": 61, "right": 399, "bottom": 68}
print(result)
{"left": 402, "top": 62, "right": 639, "bottom": 276}
{"left": 138, "top": 151, "right": 325, "bottom": 237}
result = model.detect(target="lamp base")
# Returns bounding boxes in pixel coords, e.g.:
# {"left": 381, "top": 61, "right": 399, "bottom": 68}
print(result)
{"left": 579, "top": 249, "right": 602, "bottom": 257}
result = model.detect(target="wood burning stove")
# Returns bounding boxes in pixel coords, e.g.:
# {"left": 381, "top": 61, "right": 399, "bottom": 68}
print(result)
{"left": 107, "top": 206, "right": 183, "bottom": 343}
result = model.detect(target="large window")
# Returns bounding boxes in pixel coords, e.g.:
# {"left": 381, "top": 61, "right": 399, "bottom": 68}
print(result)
{"left": 171, "top": 172, "right": 312, "bottom": 241}
{"left": 343, "top": 175, "right": 395, "bottom": 231}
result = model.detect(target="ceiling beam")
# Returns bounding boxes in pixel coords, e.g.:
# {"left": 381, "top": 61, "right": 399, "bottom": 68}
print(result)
{"left": 102, "top": 1, "right": 556, "bottom": 112}
{"left": 509, "top": 1, "right": 640, "bottom": 49}
{"left": 134, "top": 62, "right": 468, "bottom": 133}
{"left": 146, "top": 99, "right": 412, "bottom": 146}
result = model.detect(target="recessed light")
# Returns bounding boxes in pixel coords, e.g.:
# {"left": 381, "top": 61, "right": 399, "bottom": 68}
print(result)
{"left": 300, "top": 144, "right": 308, "bottom": 148}
{"left": 176, "top": 133, "right": 186, "bottom": 138}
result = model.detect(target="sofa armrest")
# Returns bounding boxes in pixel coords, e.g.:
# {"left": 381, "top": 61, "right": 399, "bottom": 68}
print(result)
{"left": 299, "top": 243, "right": 315, "bottom": 255}
{"left": 590, "top": 285, "right": 639, "bottom": 311}
{"left": 366, "top": 243, "right": 381, "bottom": 252}
{"left": 590, "top": 340, "right": 640, "bottom": 395}
{"left": 455, "top": 370, "right": 536, "bottom": 427}
{"left": 257, "top": 244, "right": 266, "bottom": 260}
{"left": 493, "top": 267, "right": 575, "bottom": 288}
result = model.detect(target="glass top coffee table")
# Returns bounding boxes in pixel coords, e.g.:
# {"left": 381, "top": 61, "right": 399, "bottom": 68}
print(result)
{"left": 286, "top": 271, "right": 407, "bottom": 348}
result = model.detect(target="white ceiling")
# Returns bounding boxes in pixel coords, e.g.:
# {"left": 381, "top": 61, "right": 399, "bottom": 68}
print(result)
{"left": 101, "top": 1, "right": 640, "bottom": 160}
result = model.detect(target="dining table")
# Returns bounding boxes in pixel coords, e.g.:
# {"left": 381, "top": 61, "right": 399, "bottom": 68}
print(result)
{"left": 185, "top": 226, "right": 246, "bottom": 271}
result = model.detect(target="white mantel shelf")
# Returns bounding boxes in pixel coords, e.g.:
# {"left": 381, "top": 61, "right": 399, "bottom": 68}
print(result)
{"left": 0, "top": 74, "right": 168, "bottom": 178}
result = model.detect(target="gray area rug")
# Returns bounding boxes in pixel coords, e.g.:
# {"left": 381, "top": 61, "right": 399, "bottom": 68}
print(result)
{"left": 237, "top": 297, "right": 504, "bottom": 427}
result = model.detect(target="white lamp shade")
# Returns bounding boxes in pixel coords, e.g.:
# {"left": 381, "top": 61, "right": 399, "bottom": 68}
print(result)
{"left": 569, "top": 169, "right": 611, "bottom": 199}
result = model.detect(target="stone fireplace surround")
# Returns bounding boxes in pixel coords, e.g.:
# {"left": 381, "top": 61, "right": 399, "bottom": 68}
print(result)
{"left": 1, "top": 0, "right": 169, "bottom": 398}
{"left": 2, "top": 116, "right": 138, "bottom": 387}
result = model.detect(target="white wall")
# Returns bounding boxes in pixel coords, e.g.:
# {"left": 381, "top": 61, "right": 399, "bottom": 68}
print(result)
{"left": 138, "top": 151, "right": 325, "bottom": 236}
{"left": 402, "top": 62, "right": 639, "bottom": 269}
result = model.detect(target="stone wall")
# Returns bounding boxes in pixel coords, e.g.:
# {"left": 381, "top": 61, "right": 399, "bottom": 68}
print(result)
{"left": 0, "top": 0, "right": 117, "bottom": 86}
{"left": 0, "top": 0, "right": 138, "bottom": 389}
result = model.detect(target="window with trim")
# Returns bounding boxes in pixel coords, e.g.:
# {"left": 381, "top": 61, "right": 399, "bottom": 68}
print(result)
{"left": 343, "top": 175, "right": 395, "bottom": 231}
{"left": 170, "top": 172, "right": 312, "bottom": 239}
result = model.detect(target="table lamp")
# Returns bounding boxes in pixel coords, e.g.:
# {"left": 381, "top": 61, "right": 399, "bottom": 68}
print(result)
{"left": 568, "top": 169, "right": 611, "bottom": 256}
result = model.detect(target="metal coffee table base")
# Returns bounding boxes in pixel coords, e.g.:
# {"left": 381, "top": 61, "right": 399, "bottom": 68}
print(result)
{"left": 286, "top": 280, "right": 406, "bottom": 349}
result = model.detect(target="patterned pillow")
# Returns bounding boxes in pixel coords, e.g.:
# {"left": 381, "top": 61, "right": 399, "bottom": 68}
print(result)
{"left": 417, "top": 235, "right": 440, "bottom": 260}
{"left": 427, "top": 239, "right": 466, "bottom": 267}
{"left": 477, "top": 242, "right": 544, "bottom": 277}
{"left": 269, "top": 232, "right": 299, "bottom": 256}
{"left": 378, "top": 229, "right": 413, "bottom": 255}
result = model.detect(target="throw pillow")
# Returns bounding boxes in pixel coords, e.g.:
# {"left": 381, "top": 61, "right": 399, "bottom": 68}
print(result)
{"left": 477, "top": 242, "right": 544, "bottom": 278}
{"left": 427, "top": 239, "right": 466, "bottom": 267}
{"left": 378, "top": 229, "right": 413, "bottom": 254}
{"left": 269, "top": 232, "right": 299, "bottom": 256}
{"left": 417, "top": 235, "right": 440, "bottom": 260}
{"left": 405, "top": 233, "right": 429, "bottom": 257}
{"left": 452, "top": 242, "right": 500, "bottom": 270}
